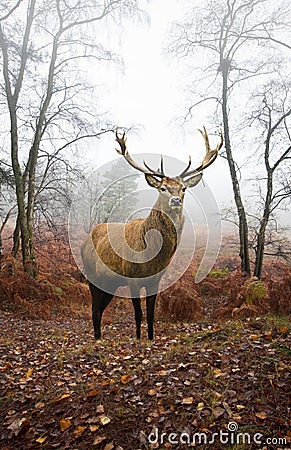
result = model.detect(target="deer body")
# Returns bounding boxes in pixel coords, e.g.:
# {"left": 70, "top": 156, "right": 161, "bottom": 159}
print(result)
{"left": 81, "top": 129, "right": 223, "bottom": 340}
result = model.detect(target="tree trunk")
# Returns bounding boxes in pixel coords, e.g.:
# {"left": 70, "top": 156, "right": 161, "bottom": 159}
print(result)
{"left": 11, "top": 213, "right": 20, "bottom": 258}
{"left": 221, "top": 59, "right": 251, "bottom": 275}
{"left": 253, "top": 159, "right": 273, "bottom": 278}
{"left": 254, "top": 219, "right": 268, "bottom": 279}
{"left": 10, "top": 112, "right": 35, "bottom": 274}
{"left": 0, "top": 5, "right": 37, "bottom": 276}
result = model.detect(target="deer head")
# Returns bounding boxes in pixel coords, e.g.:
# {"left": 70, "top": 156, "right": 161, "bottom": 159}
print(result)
{"left": 115, "top": 127, "right": 223, "bottom": 210}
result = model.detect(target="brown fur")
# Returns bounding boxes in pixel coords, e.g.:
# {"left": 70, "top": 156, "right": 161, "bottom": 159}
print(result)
{"left": 81, "top": 128, "right": 222, "bottom": 339}
{"left": 81, "top": 176, "right": 190, "bottom": 339}
{"left": 81, "top": 178, "right": 185, "bottom": 286}
{"left": 82, "top": 174, "right": 202, "bottom": 340}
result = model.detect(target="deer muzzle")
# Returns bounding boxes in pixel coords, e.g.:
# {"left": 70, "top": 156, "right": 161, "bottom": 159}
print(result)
{"left": 169, "top": 196, "right": 183, "bottom": 208}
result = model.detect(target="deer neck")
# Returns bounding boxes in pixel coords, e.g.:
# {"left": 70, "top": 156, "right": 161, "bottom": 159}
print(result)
{"left": 144, "top": 195, "right": 185, "bottom": 241}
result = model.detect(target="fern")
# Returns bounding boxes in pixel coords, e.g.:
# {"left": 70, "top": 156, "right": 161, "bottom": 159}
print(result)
{"left": 244, "top": 278, "right": 269, "bottom": 305}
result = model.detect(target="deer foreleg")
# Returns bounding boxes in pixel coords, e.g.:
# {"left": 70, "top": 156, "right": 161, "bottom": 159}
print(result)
{"left": 146, "top": 295, "right": 157, "bottom": 340}
{"left": 89, "top": 283, "right": 113, "bottom": 340}
{"left": 132, "top": 298, "right": 142, "bottom": 339}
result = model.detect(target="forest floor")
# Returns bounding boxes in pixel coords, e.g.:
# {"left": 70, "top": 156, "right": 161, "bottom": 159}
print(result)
{"left": 0, "top": 306, "right": 290, "bottom": 450}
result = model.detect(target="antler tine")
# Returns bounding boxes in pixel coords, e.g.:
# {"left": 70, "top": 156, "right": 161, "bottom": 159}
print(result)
{"left": 115, "top": 128, "right": 165, "bottom": 178}
{"left": 198, "top": 126, "right": 223, "bottom": 170}
{"left": 115, "top": 128, "right": 127, "bottom": 155}
{"left": 160, "top": 155, "right": 165, "bottom": 176}
{"left": 143, "top": 155, "right": 165, "bottom": 177}
{"left": 178, "top": 127, "right": 223, "bottom": 180}
{"left": 178, "top": 155, "right": 192, "bottom": 179}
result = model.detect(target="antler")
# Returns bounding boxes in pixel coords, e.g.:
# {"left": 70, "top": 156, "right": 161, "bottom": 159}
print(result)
{"left": 115, "top": 129, "right": 165, "bottom": 178}
{"left": 178, "top": 127, "right": 223, "bottom": 180}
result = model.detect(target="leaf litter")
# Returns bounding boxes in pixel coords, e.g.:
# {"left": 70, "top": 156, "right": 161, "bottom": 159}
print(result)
{"left": 0, "top": 311, "right": 290, "bottom": 449}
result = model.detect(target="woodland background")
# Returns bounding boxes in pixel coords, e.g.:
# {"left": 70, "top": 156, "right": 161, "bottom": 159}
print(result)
{"left": 0, "top": 0, "right": 290, "bottom": 449}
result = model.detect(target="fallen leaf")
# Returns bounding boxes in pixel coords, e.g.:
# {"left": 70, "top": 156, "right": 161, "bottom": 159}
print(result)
{"left": 35, "top": 402, "right": 45, "bottom": 410}
{"left": 88, "top": 416, "right": 99, "bottom": 424}
{"left": 142, "top": 358, "right": 150, "bottom": 365}
{"left": 96, "top": 404, "right": 104, "bottom": 414}
{"left": 26, "top": 368, "right": 33, "bottom": 378}
{"left": 73, "top": 425, "right": 86, "bottom": 437}
{"left": 90, "top": 424, "right": 100, "bottom": 432}
{"left": 264, "top": 330, "right": 272, "bottom": 340}
{"left": 232, "top": 413, "right": 242, "bottom": 421}
{"left": 197, "top": 402, "right": 204, "bottom": 411}
{"left": 236, "top": 404, "right": 246, "bottom": 410}
{"left": 104, "top": 443, "right": 114, "bottom": 450}
{"left": 87, "top": 389, "right": 99, "bottom": 398}
{"left": 213, "top": 407, "right": 225, "bottom": 419}
{"left": 99, "top": 415, "right": 111, "bottom": 426}
{"left": 214, "top": 392, "right": 222, "bottom": 399}
{"left": 255, "top": 412, "right": 267, "bottom": 420}
{"left": 35, "top": 436, "right": 47, "bottom": 444}
{"left": 120, "top": 374, "right": 131, "bottom": 384}
{"left": 93, "top": 435, "right": 106, "bottom": 445}
{"left": 182, "top": 397, "right": 194, "bottom": 405}
{"left": 51, "top": 393, "right": 71, "bottom": 403}
{"left": 249, "top": 334, "right": 260, "bottom": 339}
{"left": 59, "top": 417, "right": 72, "bottom": 431}
{"left": 7, "top": 418, "right": 30, "bottom": 436}
{"left": 148, "top": 389, "right": 157, "bottom": 396}
{"left": 0, "top": 362, "right": 12, "bottom": 371}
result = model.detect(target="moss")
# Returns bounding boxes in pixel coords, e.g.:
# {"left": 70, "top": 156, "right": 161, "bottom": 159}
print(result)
{"left": 194, "top": 265, "right": 229, "bottom": 279}
{"left": 208, "top": 267, "right": 229, "bottom": 279}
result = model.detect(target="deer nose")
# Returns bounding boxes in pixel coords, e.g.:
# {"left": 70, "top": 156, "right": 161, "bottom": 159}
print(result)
{"left": 170, "top": 196, "right": 182, "bottom": 207}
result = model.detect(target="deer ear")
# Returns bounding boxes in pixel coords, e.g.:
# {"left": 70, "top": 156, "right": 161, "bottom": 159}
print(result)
{"left": 145, "top": 174, "right": 162, "bottom": 189}
{"left": 183, "top": 173, "right": 203, "bottom": 188}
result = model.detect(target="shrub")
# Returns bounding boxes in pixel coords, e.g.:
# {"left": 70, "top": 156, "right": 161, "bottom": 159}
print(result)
{"left": 158, "top": 283, "right": 203, "bottom": 322}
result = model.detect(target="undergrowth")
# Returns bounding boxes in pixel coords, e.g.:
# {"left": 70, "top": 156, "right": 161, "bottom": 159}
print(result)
{"left": 0, "top": 238, "right": 290, "bottom": 323}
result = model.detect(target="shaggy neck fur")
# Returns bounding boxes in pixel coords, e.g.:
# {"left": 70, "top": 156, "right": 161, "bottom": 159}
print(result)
{"left": 143, "top": 193, "right": 185, "bottom": 255}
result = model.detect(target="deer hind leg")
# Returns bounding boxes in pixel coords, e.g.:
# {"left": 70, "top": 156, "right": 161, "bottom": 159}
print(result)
{"left": 146, "top": 294, "right": 157, "bottom": 340}
{"left": 89, "top": 282, "right": 113, "bottom": 340}
{"left": 132, "top": 298, "right": 143, "bottom": 339}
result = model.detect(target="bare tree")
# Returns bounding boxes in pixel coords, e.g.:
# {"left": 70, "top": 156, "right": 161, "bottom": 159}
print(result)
{"left": 169, "top": 0, "right": 290, "bottom": 275}
{"left": 0, "top": 159, "right": 16, "bottom": 254}
{"left": 0, "top": 0, "right": 142, "bottom": 275}
{"left": 248, "top": 81, "right": 291, "bottom": 277}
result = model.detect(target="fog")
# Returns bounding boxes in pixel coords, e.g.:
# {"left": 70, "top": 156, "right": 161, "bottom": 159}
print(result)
{"left": 87, "top": 0, "right": 290, "bottom": 228}
{"left": 87, "top": 0, "right": 234, "bottom": 215}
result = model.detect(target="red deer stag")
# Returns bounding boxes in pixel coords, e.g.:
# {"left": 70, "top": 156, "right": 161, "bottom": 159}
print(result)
{"left": 81, "top": 128, "right": 223, "bottom": 340}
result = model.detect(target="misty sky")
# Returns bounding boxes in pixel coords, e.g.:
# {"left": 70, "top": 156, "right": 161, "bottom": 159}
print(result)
{"left": 89, "top": 0, "right": 231, "bottom": 212}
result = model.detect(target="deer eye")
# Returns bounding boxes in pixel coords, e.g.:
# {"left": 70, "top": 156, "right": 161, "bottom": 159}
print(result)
{"left": 160, "top": 186, "right": 166, "bottom": 192}
{"left": 182, "top": 187, "right": 186, "bottom": 192}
